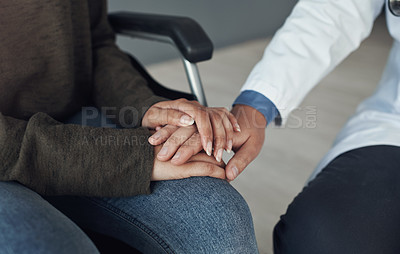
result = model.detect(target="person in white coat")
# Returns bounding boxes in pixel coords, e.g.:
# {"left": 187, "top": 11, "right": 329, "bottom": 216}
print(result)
{"left": 229, "top": 0, "right": 400, "bottom": 253}
{"left": 148, "top": 1, "right": 399, "bottom": 251}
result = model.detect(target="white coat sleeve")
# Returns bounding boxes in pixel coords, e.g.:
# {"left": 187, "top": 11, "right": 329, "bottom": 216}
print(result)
{"left": 238, "top": 0, "right": 385, "bottom": 124}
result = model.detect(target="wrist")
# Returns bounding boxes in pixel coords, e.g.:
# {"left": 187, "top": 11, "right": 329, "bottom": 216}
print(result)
{"left": 232, "top": 104, "right": 267, "bottom": 129}
{"left": 233, "top": 91, "right": 279, "bottom": 125}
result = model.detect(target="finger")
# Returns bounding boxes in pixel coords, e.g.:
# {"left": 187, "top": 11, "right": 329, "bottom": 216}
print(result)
{"left": 225, "top": 138, "right": 260, "bottom": 181}
{"left": 227, "top": 111, "right": 241, "bottom": 132}
{"left": 215, "top": 107, "right": 240, "bottom": 132}
{"left": 157, "top": 126, "right": 197, "bottom": 161}
{"left": 148, "top": 125, "right": 178, "bottom": 145}
{"left": 170, "top": 132, "right": 203, "bottom": 165}
{"left": 187, "top": 152, "right": 226, "bottom": 168}
{"left": 143, "top": 107, "right": 194, "bottom": 128}
{"left": 184, "top": 162, "right": 226, "bottom": 180}
{"left": 220, "top": 111, "right": 234, "bottom": 153}
{"left": 209, "top": 111, "right": 226, "bottom": 163}
{"left": 188, "top": 105, "right": 213, "bottom": 156}
{"left": 155, "top": 99, "right": 213, "bottom": 156}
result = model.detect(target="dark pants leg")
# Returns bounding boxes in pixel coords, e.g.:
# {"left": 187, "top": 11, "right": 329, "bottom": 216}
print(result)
{"left": 274, "top": 145, "right": 400, "bottom": 254}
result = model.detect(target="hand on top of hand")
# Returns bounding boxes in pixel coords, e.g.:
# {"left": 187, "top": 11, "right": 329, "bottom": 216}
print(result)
{"left": 142, "top": 99, "right": 240, "bottom": 162}
{"left": 151, "top": 144, "right": 226, "bottom": 181}
{"left": 143, "top": 99, "right": 267, "bottom": 182}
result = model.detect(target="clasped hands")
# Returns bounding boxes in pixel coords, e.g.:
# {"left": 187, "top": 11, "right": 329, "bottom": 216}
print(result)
{"left": 141, "top": 99, "right": 267, "bottom": 182}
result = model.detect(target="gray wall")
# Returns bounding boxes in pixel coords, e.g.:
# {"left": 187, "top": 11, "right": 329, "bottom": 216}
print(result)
{"left": 109, "top": 0, "right": 297, "bottom": 64}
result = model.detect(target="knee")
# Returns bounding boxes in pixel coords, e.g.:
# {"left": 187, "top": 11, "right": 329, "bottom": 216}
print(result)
{"left": 273, "top": 197, "right": 339, "bottom": 254}
{"left": 273, "top": 189, "right": 400, "bottom": 254}
{"left": 186, "top": 177, "right": 258, "bottom": 253}
{"left": 173, "top": 177, "right": 253, "bottom": 227}
{"left": 153, "top": 177, "right": 258, "bottom": 253}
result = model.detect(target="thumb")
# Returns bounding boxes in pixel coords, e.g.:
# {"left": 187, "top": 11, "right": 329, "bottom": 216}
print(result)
{"left": 143, "top": 108, "right": 194, "bottom": 128}
{"left": 225, "top": 140, "right": 259, "bottom": 181}
{"left": 186, "top": 161, "right": 226, "bottom": 180}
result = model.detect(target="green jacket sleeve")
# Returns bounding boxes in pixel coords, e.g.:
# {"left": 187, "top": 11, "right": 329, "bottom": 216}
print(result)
{"left": 88, "top": 0, "right": 167, "bottom": 128}
{"left": 0, "top": 112, "right": 154, "bottom": 197}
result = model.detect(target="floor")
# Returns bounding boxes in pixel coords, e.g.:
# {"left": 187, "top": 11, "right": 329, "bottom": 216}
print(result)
{"left": 144, "top": 16, "right": 392, "bottom": 253}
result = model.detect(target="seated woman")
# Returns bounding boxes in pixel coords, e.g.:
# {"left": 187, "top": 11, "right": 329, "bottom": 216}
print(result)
{"left": 0, "top": 0, "right": 258, "bottom": 253}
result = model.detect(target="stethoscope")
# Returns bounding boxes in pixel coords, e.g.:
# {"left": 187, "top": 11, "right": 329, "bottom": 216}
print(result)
{"left": 389, "top": 0, "right": 400, "bottom": 16}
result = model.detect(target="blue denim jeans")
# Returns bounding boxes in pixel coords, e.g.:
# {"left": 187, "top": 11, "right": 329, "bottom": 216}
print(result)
{"left": 0, "top": 108, "right": 258, "bottom": 254}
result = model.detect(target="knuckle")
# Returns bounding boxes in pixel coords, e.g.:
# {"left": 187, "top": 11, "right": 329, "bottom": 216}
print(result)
{"left": 187, "top": 132, "right": 201, "bottom": 145}
{"left": 191, "top": 106, "right": 206, "bottom": 119}
{"left": 237, "top": 156, "right": 251, "bottom": 168}
{"left": 191, "top": 100, "right": 200, "bottom": 105}
{"left": 169, "top": 135, "right": 184, "bottom": 145}
{"left": 209, "top": 110, "right": 219, "bottom": 120}
{"left": 213, "top": 136, "right": 225, "bottom": 147}
{"left": 164, "top": 125, "right": 178, "bottom": 135}
{"left": 216, "top": 107, "right": 229, "bottom": 115}
{"left": 213, "top": 120, "right": 225, "bottom": 129}
{"left": 177, "top": 98, "right": 188, "bottom": 103}
{"left": 197, "top": 105, "right": 207, "bottom": 114}
{"left": 201, "top": 109, "right": 209, "bottom": 118}
{"left": 180, "top": 144, "right": 195, "bottom": 156}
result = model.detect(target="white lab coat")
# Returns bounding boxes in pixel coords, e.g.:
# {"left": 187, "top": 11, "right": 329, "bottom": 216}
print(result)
{"left": 240, "top": 0, "right": 400, "bottom": 180}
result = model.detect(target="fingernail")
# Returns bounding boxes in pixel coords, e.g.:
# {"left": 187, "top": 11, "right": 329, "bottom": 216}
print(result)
{"left": 234, "top": 123, "right": 241, "bottom": 132}
{"left": 172, "top": 151, "right": 181, "bottom": 160}
{"left": 202, "top": 136, "right": 208, "bottom": 151}
{"left": 227, "top": 140, "right": 232, "bottom": 153}
{"left": 232, "top": 165, "right": 239, "bottom": 179}
{"left": 180, "top": 115, "right": 194, "bottom": 126}
{"left": 150, "top": 132, "right": 161, "bottom": 141}
{"left": 216, "top": 149, "right": 223, "bottom": 162}
{"left": 158, "top": 146, "right": 168, "bottom": 157}
{"left": 206, "top": 141, "right": 212, "bottom": 156}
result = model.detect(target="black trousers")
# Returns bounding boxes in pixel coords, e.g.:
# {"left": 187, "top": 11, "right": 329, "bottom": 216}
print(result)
{"left": 274, "top": 145, "right": 400, "bottom": 254}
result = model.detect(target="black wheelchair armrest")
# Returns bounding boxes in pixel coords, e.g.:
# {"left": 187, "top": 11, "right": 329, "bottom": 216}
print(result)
{"left": 108, "top": 12, "right": 213, "bottom": 63}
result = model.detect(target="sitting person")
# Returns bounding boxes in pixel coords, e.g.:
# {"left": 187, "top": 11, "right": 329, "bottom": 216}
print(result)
{"left": 0, "top": 0, "right": 258, "bottom": 253}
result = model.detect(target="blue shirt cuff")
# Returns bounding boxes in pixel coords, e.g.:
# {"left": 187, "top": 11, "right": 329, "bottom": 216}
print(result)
{"left": 233, "top": 90, "right": 280, "bottom": 125}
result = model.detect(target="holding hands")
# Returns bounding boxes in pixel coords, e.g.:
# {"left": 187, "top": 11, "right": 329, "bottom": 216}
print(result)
{"left": 142, "top": 99, "right": 266, "bottom": 181}
{"left": 142, "top": 99, "right": 240, "bottom": 160}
